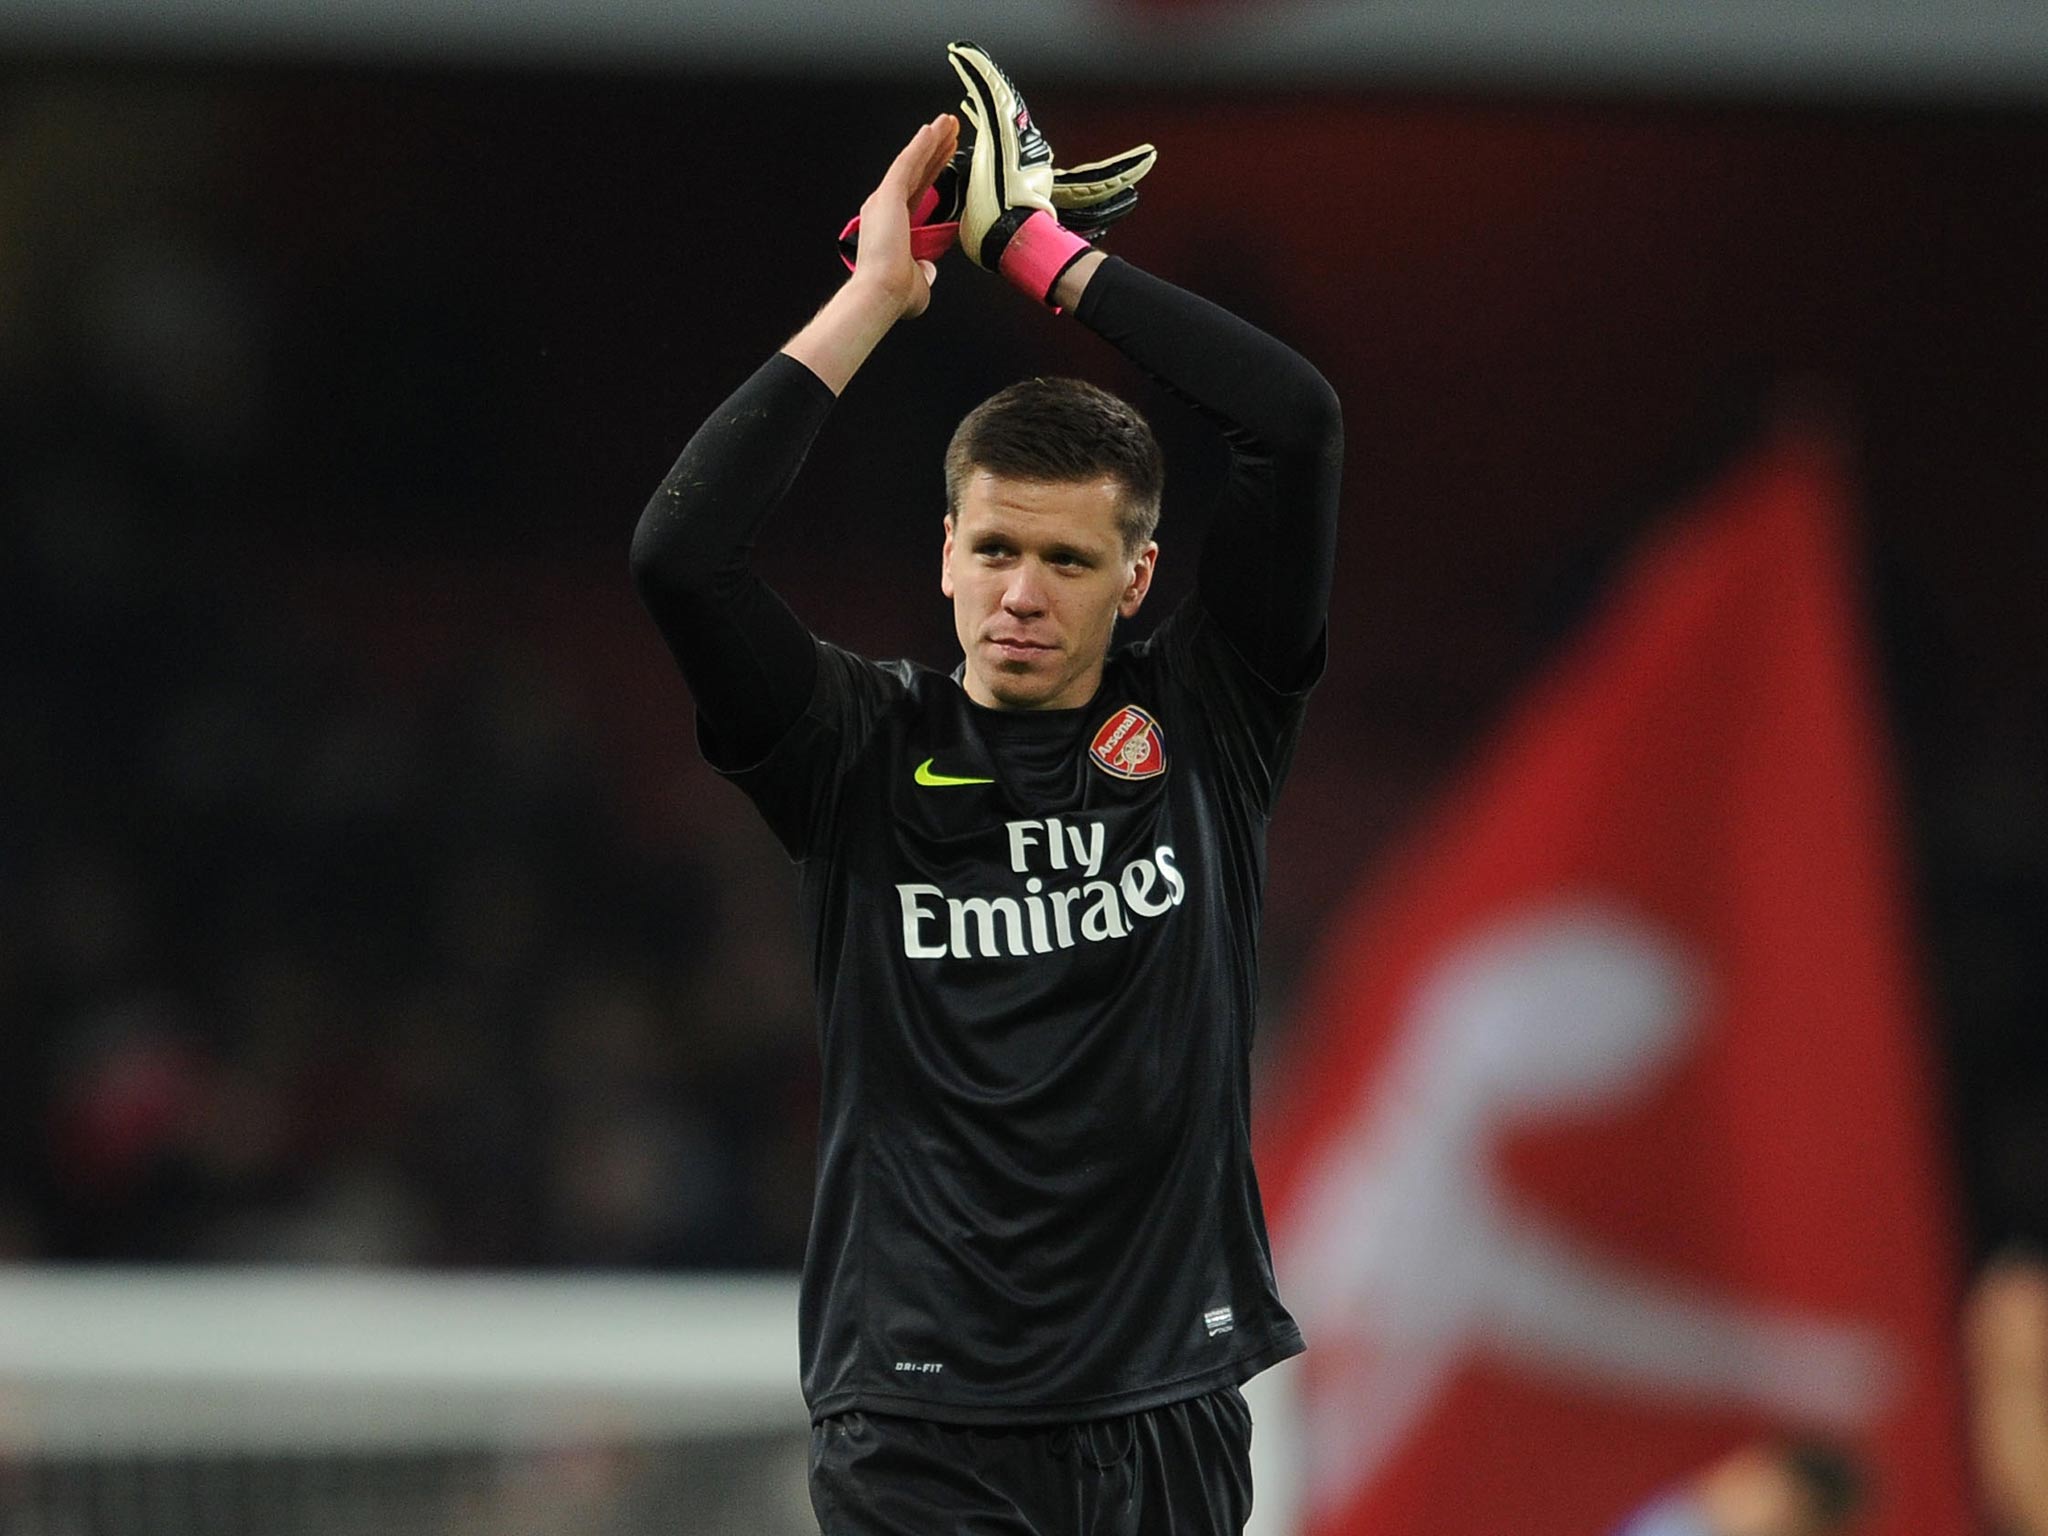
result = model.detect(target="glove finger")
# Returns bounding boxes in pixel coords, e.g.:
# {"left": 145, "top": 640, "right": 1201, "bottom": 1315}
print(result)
{"left": 1053, "top": 145, "right": 1158, "bottom": 184}
{"left": 954, "top": 96, "right": 987, "bottom": 169}
{"left": 947, "top": 53, "right": 987, "bottom": 129}
{"left": 953, "top": 87, "right": 999, "bottom": 264}
{"left": 948, "top": 45, "right": 1013, "bottom": 201}
{"left": 947, "top": 40, "right": 1022, "bottom": 107}
{"left": 946, "top": 49, "right": 1003, "bottom": 160}
{"left": 948, "top": 39, "right": 1053, "bottom": 187}
{"left": 1057, "top": 187, "right": 1138, "bottom": 238}
{"left": 949, "top": 83, "right": 999, "bottom": 266}
{"left": 1049, "top": 144, "right": 1158, "bottom": 207}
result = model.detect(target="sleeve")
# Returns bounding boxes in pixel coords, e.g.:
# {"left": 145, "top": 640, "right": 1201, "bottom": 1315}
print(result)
{"left": 628, "top": 351, "right": 835, "bottom": 773}
{"left": 1073, "top": 258, "right": 1343, "bottom": 694}
{"left": 1155, "top": 598, "right": 1316, "bottom": 820}
{"left": 628, "top": 352, "right": 901, "bottom": 859}
{"left": 717, "top": 642, "right": 905, "bottom": 861}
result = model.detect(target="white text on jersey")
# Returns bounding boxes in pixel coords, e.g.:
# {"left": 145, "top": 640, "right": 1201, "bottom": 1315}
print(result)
{"left": 895, "top": 822, "right": 1186, "bottom": 961}
{"left": 1004, "top": 816, "right": 1106, "bottom": 878}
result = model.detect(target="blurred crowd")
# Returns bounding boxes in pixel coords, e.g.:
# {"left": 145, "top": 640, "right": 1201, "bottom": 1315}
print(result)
{"left": 0, "top": 79, "right": 852, "bottom": 1270}
{"left": 0, "top": 303, "right": 818, "bottom": 1266}
{"left": 0, "top": 464, "right": 818, "bottom": 1267}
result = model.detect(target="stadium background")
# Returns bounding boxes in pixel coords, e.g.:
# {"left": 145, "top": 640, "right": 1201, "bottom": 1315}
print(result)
{"left": 1, "top": 6, "right": 2043, "bottom": 1533}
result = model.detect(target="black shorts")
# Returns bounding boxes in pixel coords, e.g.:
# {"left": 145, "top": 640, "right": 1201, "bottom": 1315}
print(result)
{"left": 807, "top": 1386, "right": 1254, "bottom": 1536}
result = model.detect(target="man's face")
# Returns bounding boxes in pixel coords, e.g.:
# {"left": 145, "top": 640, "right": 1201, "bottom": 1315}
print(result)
{"left": 941, "top": 469, "right": 1157, "bottom": 711}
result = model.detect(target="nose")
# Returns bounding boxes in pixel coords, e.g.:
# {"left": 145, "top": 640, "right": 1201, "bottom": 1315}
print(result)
{"left": 1002, "top": 564, "right": 1048, "bottom": 618}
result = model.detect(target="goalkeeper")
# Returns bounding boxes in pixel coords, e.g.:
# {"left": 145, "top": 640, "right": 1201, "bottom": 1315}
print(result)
{"left": 631, "top": 43, "right": 1341, "bottom": 1536}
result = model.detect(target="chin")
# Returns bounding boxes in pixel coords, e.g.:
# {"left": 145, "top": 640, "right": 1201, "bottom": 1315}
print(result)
{"left": 988, "top": 680, "right": 1053, "bottom": 709}
{"left": 982, "top": 665, "right": 1067, "bottom": 709}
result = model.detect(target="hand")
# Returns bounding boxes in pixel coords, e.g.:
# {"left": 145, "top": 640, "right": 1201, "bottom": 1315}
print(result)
{"left": 849, "top": 113, "right": 960, "bottom": 321}
{"left": 947, "top": 40, "right": 1058, "bottom": 270}
{"left": 947, "top": 40, "right": 1111, "bottom": 305}
{"left": 781, "top": 116, "right": 961, "bottom": 394}
{"left": 836, "top": 139, "right": 1156, "bottom": 271}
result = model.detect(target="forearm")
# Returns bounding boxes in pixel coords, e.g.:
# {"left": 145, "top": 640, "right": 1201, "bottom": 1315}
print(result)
{"left": 1074, "top": 257, "right": 1340, "bottom": 467}
{"left": 1074, "top": 257, "right": 1343, "bottom": 686}
{"left": 628, "top": 113, "right": 955, "bottom": 760}
{"left": 780, "top": 274, "right": 914, "bottom": 397}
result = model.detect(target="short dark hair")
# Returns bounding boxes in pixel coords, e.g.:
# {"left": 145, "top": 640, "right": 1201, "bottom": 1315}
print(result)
{"left": 943, "top": 377, "right": 1164, "bottom": 555}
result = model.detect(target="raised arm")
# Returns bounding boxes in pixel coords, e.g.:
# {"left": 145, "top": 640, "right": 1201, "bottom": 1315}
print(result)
{"left": 629, "top": 117, "right": 958, "bottom": 767}
{"left": 1060, "top": 251, "right": 1343, "bottom": 693}
{"left": 940, "top": 37, "right": 1342, "bottom": 693}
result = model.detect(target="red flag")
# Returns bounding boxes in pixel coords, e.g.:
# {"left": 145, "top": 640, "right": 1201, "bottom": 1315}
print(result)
{"left": 1261, "top": 434, "right": 1968, "bottom": 1536}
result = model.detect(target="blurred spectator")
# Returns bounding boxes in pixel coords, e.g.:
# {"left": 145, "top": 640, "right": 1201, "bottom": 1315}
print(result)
{"left": 0, "top": 286, "right": 814, "bottom": 1266}
{"left": 1966, "top": 1253, "right": 2048, "bottom": 1536}
{"left": 1612, "top": 1441, "right": 1867, "bottom": 1536}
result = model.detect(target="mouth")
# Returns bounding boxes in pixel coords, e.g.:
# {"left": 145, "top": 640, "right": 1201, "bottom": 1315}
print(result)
{"left": 987, "top": 636, "right": 1055, "bottom": 663}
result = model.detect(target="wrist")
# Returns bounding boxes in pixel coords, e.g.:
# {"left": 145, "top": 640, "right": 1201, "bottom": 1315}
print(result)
{"left": 840, "top": 269, "right": 919, "bottom": 325}
{"left": 782, "top": 275, "right": 907, "bottom": 396}
{"left": 995, "top": 210, "right": 1093, "bottom": 307}
{"left": 1049, "top": 249, "right": 1108, "bottom": 312}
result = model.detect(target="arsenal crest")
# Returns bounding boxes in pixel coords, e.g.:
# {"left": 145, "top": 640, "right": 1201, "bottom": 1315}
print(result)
{"left": 1089, "top": 706, "right": 1166, "bottom": 781}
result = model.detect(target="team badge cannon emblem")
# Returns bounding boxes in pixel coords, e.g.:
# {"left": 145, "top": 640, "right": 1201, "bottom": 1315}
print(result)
{"left": 1089, "top": 705, "right": 1167, "bottom": 781}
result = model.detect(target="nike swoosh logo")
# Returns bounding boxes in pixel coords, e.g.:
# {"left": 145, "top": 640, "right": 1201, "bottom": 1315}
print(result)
{"left": 914, "top": 757, "right": 994, "bottom": 787}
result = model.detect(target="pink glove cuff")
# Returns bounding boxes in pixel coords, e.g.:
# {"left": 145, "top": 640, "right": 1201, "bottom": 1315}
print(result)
{"left": 837, "top": 215, "right": 960, "bottom": 274}
{"left": 996, "top": 211, "right": 1092, "bottom": 306}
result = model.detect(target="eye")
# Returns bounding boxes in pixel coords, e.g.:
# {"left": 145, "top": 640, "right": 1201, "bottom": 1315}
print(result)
{"left": 974, "top": 540, "right": 1014, "bottom": 561}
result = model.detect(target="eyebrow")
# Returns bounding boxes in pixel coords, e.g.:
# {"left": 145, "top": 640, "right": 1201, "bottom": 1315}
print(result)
{"left": 970, "top": 532, "right": 1103, "bottom": 563}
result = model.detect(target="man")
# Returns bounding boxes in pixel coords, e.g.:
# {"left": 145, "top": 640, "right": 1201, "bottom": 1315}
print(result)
{"left": 630, "top": 44, "right": 1341, "bottom": 1535}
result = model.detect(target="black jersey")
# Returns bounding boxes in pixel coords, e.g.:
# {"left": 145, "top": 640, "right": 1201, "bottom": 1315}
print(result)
{"left": 629, "top": 256, "right": 1342, "bottom": 1426}
{"left": 723, "top": 598, "right": 1316, "bottom": 1423}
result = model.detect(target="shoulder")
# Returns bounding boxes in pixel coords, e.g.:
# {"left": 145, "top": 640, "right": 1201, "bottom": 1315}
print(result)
{"left": 1111, "top": 596, "right": 1236, "bottom": 683}
{"left": 815, "top": 639, "right": 918, "bottom": 692}
{"left": 1111, "top": 596, "right": 1322, "bottom": 816}
{"left": 1108, "top": 599, "right": 1188, "bottom": 668}
{"left": 812, "top": 640, "right": 964, "bottom": 724}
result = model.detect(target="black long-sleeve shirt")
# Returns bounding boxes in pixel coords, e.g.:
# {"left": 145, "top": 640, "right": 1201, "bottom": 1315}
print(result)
{"left": 631, "top": 257, "right": 1341, "bottom": 768}
{"left": 630, "top": 256, "right": 1342, "bottom": 1425}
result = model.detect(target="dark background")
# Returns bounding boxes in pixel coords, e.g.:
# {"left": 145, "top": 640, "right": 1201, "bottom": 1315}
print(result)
{"left": 2, "top": 64, "right": 2041, "bottom": 1270}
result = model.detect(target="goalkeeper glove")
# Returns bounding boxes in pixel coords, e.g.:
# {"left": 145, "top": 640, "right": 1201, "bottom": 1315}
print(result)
{"left": 948, "top": 39, "right": 1153, "bottom": 303}
{"left": 837, "top": 142, "right": 1156, "bottom": 271}
{"left": 1050, "top": 143, "right": 1158, "bottom": 240}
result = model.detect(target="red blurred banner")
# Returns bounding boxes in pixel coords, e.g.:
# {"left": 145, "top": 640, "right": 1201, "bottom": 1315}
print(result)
{"left": 1261, "top": 434, "right": 1968, "bottom": 1535}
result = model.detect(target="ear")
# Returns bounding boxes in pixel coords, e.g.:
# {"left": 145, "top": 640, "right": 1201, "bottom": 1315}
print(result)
{"left": 940, "top": 514, "right": 956, "bottom": 600}
{"left": 1118, "top": 542, "right": 1159, "bottom": 619}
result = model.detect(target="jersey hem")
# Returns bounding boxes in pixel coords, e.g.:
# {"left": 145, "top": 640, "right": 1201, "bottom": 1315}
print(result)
{"left": 805, "top": 1329, "right": 1305, "bottom": 1428}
